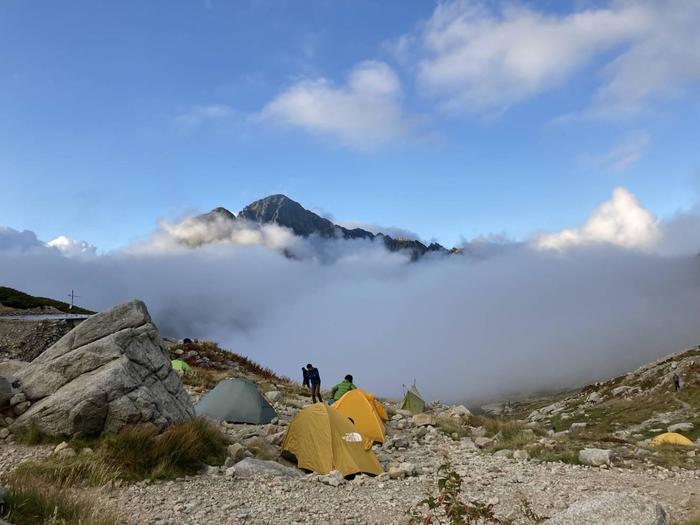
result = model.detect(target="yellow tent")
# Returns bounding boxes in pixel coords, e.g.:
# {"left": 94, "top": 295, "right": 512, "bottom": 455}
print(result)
{"left": 332, "top": 389, "right": 386, "bottom": 443}
{"left": 650, "top": 432, "right": 694, "bottom": 447}
{"left": 281, "top": 403, "right": 383, "bottom": 477}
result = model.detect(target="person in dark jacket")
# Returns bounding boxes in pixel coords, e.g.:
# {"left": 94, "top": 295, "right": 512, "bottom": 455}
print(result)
{"left": 302, "top": 367, "right": 310, "bottom": 388}
{"left": 306, "top": 363, "right": 322, "bottom": 403}
{"left": 330, "top": 374, "right": 357, "bottom": 402}
{"left": 673, "top": 373, "right": 681, "bottom": 391}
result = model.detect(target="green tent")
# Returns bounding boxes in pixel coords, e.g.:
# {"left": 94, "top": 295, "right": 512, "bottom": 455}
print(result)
{"left": 401, "top": 383, "right": 425, "bottom": 414}
{"left": 171, "top": 359, "right": 192, "bottom": 372}
{"left": 195, "top": 378, "right": 278, "bottom": 424}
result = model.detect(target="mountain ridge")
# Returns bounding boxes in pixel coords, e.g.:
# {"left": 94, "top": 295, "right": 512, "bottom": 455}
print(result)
{"left": 201, "top": 194, "right": 460, "bottom": 259}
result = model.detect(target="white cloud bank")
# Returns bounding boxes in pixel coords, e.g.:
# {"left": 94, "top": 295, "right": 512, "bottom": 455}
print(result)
{"left": 258, "top": 61, "right": 418, "bottom": 148}
{"left": 3, "top": 189, "right": 700, "bottom": 404}
{"left": 407, "top": 0, "right": 700, "bottom": 115}
{"left": 536, "top": 187, "right": 659, "bottom": 251}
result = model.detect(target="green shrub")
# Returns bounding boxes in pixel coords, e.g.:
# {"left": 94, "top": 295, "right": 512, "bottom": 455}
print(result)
{"left": 408, "top": 459, "right": 546, "bottom": 524}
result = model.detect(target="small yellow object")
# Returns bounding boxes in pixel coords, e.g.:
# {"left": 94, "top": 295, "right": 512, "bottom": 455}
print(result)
{"left": 650, "top": 432, "right": 694, "bottom": 447}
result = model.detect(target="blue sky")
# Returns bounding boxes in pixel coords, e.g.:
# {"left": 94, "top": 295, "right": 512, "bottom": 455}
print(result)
{"left": 1, "top": 0, "right": 699, "bottom": 251}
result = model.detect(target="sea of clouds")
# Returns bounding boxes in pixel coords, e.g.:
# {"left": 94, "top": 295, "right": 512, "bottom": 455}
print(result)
{"left": 2, "top": 187, "right": 700, "bottom": 403}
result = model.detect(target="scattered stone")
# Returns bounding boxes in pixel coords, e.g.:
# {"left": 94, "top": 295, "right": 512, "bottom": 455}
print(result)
{"left": 586, "top": 392, "right": 602, "bottom": 404}
{"left": 233, "top": 458, "right": 302, "bottom": 479}
{"left": 12, "top": 401, "right": 30, "bottom": 416}
{"left": 318, "top": 470, "right": 346, "bottom": 487}
{"left": 493, "top": 449, "right": 513, "bottom": 458}
{"left": 579, "top": 448, "right": 612, "bottom": 467}
{"left": 264, "top": 391, "right": 281, "bottom": 403}
{"left": 474, "top": 437, "right": 494, "bottom": 448}
{"left": 513, "top": 449, "right": 530, "bottom": 461}
{"left": 227, "top": 443, "right": 247, "bottom": 462}
{"left": 9, "top": 393, "right": 25, "bottom": 407}
{"left": 543, "top": 493, "right": 668, "bottom": 525}
{"left": 412, "top": 414, "right": 434, "bottom": 427}
{"left": 0, "top": 429, "right": 9, "bottom": 439}
{"left": 667, "top": 422, "right": 693, "bottom": 433}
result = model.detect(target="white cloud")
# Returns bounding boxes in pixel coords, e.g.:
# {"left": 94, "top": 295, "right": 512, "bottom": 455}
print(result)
{"left": 257, "top": 61, "right": 417, "bottom": 148}
{"left": 409, "top": 1, "right": 700, "bottom": 115}
{"left": 535, "top": 187, "right": 659, "bottom": 251}
{"left": 174, "top": 104, "right": 237, "bottom": 129}
{"left": 48, "top": 236, "right": 98, "bottom": 258}
{"left": 0, "top": 227, "right": 48, "bottom": 253}
{"left": 588, "top": 131, "right": 651, "bottom": 172}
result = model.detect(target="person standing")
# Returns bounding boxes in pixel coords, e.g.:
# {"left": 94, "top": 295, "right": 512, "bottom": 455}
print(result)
{"left": 302, "top": 367, "right": 310, "bottom": 389}
{"left": 306, "top": 363, "right": 322, "bottom": 403}
{"left": 673, "top": 373, "right": 681, "bottom": 391}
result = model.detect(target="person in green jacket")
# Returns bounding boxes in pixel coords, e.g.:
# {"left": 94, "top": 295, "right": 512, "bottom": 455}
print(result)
{"left": 330, "top": 374, "right": 357, "bottom": 402}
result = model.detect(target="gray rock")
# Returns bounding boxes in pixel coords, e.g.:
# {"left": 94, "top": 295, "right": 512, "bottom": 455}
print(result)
{"left": 412, "top": 414, "right": 434, "bottom": 427}
{"left": 227, "top": 443, "right": 247, "bottom": 462}
{"left": 11, "top": 300, "right": 194, "bottom": 438}
{"left": 586, "top": 392, "right": 602, "bottom": 404}
{"left": 570, "top": 422, "right": 587, "bottom": 432}
{"left": 264, "top": 390, "right": 281, "bottom": 403}
{"left": 9, "top": 393, "right": 25, "bottom": 407}
{"left": 513, "top": 449, "right": 530, "bottom": 461}
{"left": 543, "top": 493, "right": 668, "bottom": 525}
{"left": 493, "top": 449, "right": 513, "bottom": 458}
{"left": 233, "top": 458, "right": 302, "bottom": 479}
{"left": 0, "top": 428, "right": 9, "bottom": 439}
{"left": 12, "top": 401, "right": 30, "bottom": 416}
{"left": 319, "top": 470, "right": 346, "bottom": 486}
{"left": 578, "top": 448, "right": 612, "bottom": 467}
{"left": 474, "top": 437, "right": 494, "bottom": 448}
{"left": 667, "top": 422, "right": 693, "bottom": 433}
{"left": 224, "top": 466, "right": 236, "bottom": 477}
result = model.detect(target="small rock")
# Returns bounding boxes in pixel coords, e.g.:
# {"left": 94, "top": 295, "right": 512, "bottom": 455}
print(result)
{"left": 9, "top": 393, "right": 26, "bottom": 407}
{"left": 513, "top": 450, "right": 530, "bottom": 461}
{"left": 224, "top": 466, "right": 236, "bottom": 477}
{"left": 12, "top": 401, "right": 31, "bottom": 416}
{"left": 0, "top": 428, "right": 9, "bottom": 439}
{"left": 227, "top": 443, "right": 247, "bottom": 462}
{"left": 493, "top": 449, "right": 513, "bottom": 458}
{"left": 319, "top": 470, "right": 346, "bottom": 487}
{"left": 474, "top": 437, "right": 494, "bottom": 448}
{"left": 667, "top": 422, "right": 694, "bottom": 433}
{"left": 54, "top": 441, "right": 70, "bottom": 454}
{"left": 579, "top": 448, "right": 612, "bottom": 467}
{"left": 586, "top": 392, "right": 602, "bottom": 404}
{"left": 412, "top": 414, "right": 435, "bottom": 427}
{"left": 264, "top": 391, "right": 281, "bottom": 403}
{"left": 543, "top": 493, "right": 668, "bottom": 524}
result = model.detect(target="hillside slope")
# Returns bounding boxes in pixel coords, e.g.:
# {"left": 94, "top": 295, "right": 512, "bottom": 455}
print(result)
{"left": 0, "top": 286, "right": 93, "bottom": 315}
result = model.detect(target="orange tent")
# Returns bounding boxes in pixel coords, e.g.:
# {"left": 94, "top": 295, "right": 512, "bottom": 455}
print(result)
{"left": 332, "top": 389, "right": 386, "bottom": 443}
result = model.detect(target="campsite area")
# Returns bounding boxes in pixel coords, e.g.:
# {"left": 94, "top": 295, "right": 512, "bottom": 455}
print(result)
{"left": 1, "top": 300, "right": 699, "bottom": 525}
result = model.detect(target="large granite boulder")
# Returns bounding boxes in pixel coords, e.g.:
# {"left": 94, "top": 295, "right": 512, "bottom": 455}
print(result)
{"left": 12, "top": 300, "right": 194, "bottom": 438}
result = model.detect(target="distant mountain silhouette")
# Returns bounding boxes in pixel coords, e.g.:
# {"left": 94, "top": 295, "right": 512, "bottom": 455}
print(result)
{"left": 197, "top": 194, "right": 459, "bottom": 259}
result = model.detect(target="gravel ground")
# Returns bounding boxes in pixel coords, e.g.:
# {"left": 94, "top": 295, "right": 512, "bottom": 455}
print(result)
{"left": 102, "top": 432, "right": 700, "bottom": 525}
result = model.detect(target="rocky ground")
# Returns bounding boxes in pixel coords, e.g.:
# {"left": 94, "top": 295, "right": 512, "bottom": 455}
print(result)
{"left": 1, "top": 314, "right": 699, "bottom": 524}
{"left": 101, "top": 417, "right": 700, "bottom": 525}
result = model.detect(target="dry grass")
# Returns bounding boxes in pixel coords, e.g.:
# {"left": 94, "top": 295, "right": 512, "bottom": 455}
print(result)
{"left": 170, "top": 340, "right": 289, "bottom": 383}
{"left": 3, "top": 473, "right": 122, "bottom": 525}
{"left": 11, "top": 418, "right": 230, "bottom": 489}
